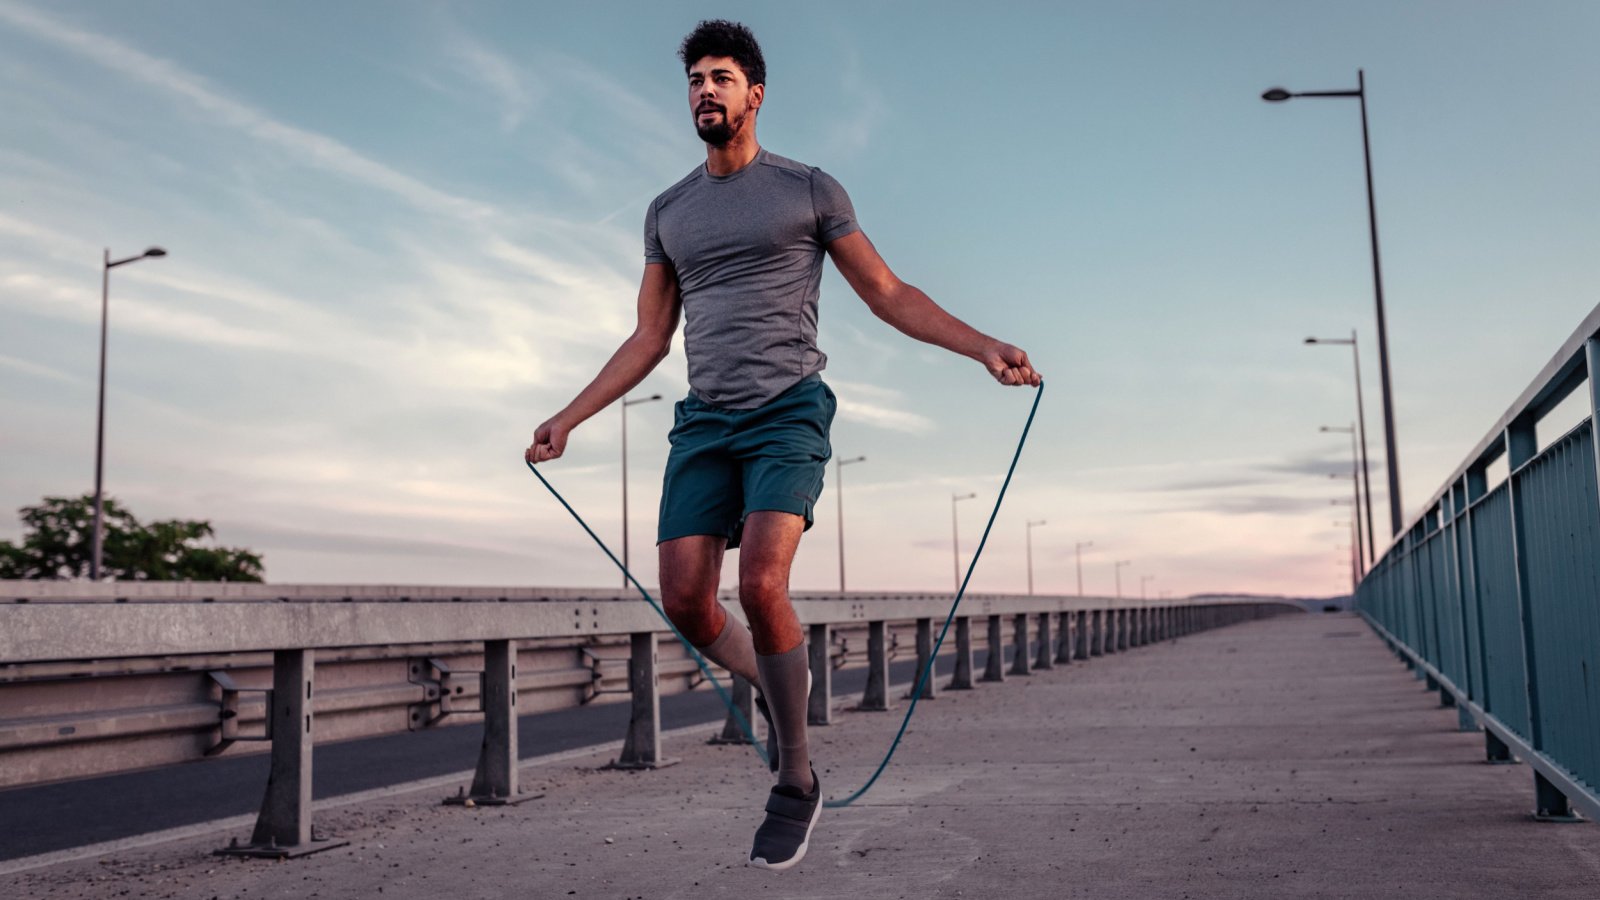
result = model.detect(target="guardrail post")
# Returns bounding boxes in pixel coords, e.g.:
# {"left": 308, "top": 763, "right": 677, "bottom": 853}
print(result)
{"left": 859, "top": 621, "right": 893, "bottom": 710}
{"left": 907, "top": 617, "right": 938, "bottom": 698}
{"left": 609, "top": 633, "right": 679, "bottom": 770}
{"left": 217, "top": 650, "right": 346, "bottom": 858}
{"left": 446, "top": 639, "right": 535, "bottom": 806}
{"left": 1534, "top": 772, "right": 1581, "bottom": 823}
{"left": 1075, "top": 610, "right": 1090, "bottom": 659}
{"left": 808, "top": 624, "right": 833, "bottom": 726}
{"left": 1090, "top": 610, "right": 1105, "bottom": 656}
{"left": 1010, "top": 614, "right": 1032, "bottom": 675}
{"left": 949, "top": 616, "right": 976, "bottom": 690}
{"left": 709, "top": 674, "right": 759, "bottom": 744}
{"left": 1484, "top": 729, "right": 1515, "bottom": 765}
{"left": 1034, "top": 612, "right": 1054, "bottom": 670}
{"left": 1117, "top": 609, "right": 1130, "bottom": 651}
{"left": 1504, "top": 416, "right": 1572, "bottom": 821}
{"left": 982, "top": 615, "right": 1006, "bottom": 682}
{"left": 1055, "top": 611, "right": 1074, "bottom": 664}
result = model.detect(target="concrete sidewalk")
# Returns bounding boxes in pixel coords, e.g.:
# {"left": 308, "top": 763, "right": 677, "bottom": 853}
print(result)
{"left": 11, "top": 613, "right": 1599, "bottom": 899}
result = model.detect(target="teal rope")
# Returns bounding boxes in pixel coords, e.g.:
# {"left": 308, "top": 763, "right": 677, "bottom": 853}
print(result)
{"left": 525, "top": 379, "right": 1042, "bottom": 808}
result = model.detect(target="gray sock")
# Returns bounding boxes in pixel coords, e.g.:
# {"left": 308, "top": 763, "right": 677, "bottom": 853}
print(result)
{"left": 756, "top": 643, "right": 814, "bottom": 792}
{"left": 696, "top": 612, "right": 760, "bottom": 684}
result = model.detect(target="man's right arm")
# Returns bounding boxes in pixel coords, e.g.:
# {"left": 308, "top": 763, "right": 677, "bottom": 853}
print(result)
{"left": 525, "top": 263, "right": 681, "bottom": 464}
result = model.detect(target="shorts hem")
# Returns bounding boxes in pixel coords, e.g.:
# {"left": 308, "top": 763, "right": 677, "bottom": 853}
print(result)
{"left": 656, "top": 516, "right": 737, "bottom": 546}
{"left": 743, "top": 495, "right": 816, "bottom": 529}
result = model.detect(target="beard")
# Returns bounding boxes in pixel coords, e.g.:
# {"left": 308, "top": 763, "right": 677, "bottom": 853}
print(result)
{"left": 695, "top": 107, "right": 747, "bottom": 147}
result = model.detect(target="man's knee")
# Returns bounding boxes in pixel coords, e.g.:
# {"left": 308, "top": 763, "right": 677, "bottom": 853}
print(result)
{"left": 661, "top": 577, "right": 722, "bottom": 645}
{"left": 737, "top": 568, "right": 788, "bottom": 611}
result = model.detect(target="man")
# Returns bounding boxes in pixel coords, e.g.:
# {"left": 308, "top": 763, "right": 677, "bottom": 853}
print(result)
{"left": 526, "top": 19, "right": 1040, "bottom": 870}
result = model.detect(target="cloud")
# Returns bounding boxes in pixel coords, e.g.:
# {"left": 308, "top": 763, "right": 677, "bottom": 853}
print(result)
{"left": 0, "top": 352, "right": 78, "bottom": 384}
{"left": 0, "top": 2, "right": 494, "bottom": 223}
{"left": 443, "top": 32, "right": 540, "bottom": 132}
{"left": 829, "top": 380, "right": 935, "bottom": 434}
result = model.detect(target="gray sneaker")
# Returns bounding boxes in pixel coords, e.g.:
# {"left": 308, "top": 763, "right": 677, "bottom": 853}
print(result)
{"left": 747, "top": 769, "right": 821, "bottom": 871}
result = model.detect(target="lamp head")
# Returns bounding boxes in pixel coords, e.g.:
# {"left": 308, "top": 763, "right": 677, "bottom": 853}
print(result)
{"left": 143, "top": 247, "right": 167, "bottom": 258}
{"left": 1262, "top": 88, "right": 1292, "bottom": 102}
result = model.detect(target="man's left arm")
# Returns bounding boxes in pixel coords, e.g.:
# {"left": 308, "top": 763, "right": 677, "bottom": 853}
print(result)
{"left": 826, "top": 231, "right": 1041, "bottom": 387}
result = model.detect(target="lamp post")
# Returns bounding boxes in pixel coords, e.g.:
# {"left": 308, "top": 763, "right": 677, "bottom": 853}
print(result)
{"left": 1140, "top": 574, "right": 1154, "bottom": 602}
{"left": 1265, "top": 71, "right": 1404, "bottom": 536}
{"left": 1075, "top": 540, "right": 1093, "bottom": 597}
{"left": 1114, "top": 559, "right": 1131, "bottom": 599}
{"left": 1305, "top": 331, "right": 1376, "bottom": 563}
{"left": 91, "top": 245, "right": 167, "bottom": 581}
{"left": 835, "top": 455, "right": 866, "bottom": 591}
{"left": 620, "top": 393, "right": 663, "bottom": 589}
{"left": 951, "top": 492, "right": 977, "bottom": 593}
{"left": 1320, "top": 424, "right": 1364, "bottom": 574}
{"left": 1025, "top": 519, "right": 1047, "bottom": 595}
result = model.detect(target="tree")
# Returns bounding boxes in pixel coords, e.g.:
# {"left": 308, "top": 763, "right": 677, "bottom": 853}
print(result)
{"left": 0, "top": 494, "right": 264, "bottom": 582}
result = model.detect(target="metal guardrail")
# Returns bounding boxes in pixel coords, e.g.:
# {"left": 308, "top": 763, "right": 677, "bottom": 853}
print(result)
{"left": 0, "top": 582, "right": 1296, "bottom": 857}
{"left": 1356, "top": 301, "right": 1600, "bottom": 824}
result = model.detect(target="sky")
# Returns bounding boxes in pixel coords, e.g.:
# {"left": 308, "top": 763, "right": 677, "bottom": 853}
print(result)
{"left": 1, "top": 1, "right": 1596, "bottom": 599}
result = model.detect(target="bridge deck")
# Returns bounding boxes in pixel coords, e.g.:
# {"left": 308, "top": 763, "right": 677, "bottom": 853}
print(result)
{"left": 10, "top": 613, "right": 1597, "bottom": 898}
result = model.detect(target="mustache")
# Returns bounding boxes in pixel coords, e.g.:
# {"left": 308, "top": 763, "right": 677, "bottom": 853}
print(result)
{"left": 696, "top": 103, "right": 724, "bottom": 113}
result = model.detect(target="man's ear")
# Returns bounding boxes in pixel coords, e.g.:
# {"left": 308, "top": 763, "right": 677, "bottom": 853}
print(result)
{"left": 749, "top": 83, "right": 764, "bottom": 113}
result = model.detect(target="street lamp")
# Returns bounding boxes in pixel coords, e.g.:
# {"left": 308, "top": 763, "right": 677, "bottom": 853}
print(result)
{"left": 835, "top": 455, "right": 866, "bottom": 591}
{"left": 1320, "top": 424, "right": 1364, "bottom": 574}
{"left": 1025, "top": 519, "right": 1047, "bottom": 595}
{"left": 1264, "top": 71, "right": 1404, "bottom": 537}
{"left": 1113, "top": 559, "right": 1131, "bottom": 599}
{"left": 621, "top": 393, "right": 663, "bottom": 589}
{"left": 1140, "top": 574, "right": 1154, "bottom": 601}
{"left": 1306, "top": 332, "right": 1376, "bottom": 563}
{"left": 951, "top": 492, "right": 977, "bottom": 593}
{"left": 1074, "top": 540, "right": 1093, "bottom": 597}
{"left": 91, "top": 245, "right": 167, "bottom": 581}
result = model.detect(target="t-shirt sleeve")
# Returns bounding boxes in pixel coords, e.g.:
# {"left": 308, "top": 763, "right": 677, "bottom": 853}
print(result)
{"left": 643, "top": 197, "right": 670, "bottom": 264}
{"left": 811, "top": 168, "right": 861, "bottom": 244}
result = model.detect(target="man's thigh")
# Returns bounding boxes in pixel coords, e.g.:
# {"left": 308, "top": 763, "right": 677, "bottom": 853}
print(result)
{"left": 737, "top": 511, "right": 807, "bottom": 653}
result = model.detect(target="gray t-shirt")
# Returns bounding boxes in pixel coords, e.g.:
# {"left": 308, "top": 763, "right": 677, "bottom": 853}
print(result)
{"left": 645, "top": 148, "right": 860, "bottom": 409}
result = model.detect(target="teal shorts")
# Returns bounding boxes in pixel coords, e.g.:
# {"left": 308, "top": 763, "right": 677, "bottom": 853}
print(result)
{"left": 657, "top": 374, "right": 836, "bottom": 549}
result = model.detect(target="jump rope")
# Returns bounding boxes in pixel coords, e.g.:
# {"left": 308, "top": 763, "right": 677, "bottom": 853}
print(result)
{"left": 524, "top": 379, "right": 1042, "bottom": 808}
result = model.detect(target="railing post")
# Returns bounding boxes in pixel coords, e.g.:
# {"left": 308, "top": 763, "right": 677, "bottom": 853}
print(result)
{"left": 982, "top": 614, "right": 1006, "bottom": 682}
{"left": 808, "top": 623, "right": 833, "bottom": 726}
{"left": 608, "top": 632, "right": 679, "bottom": 770}
{"left": 1504, "top": 416, "right": 1571, "bottom": 820}
{"left": 217, "top": 649, "right": 346, "bottom": 858}
{"left": 1034, "top": 611, "right": 1054, "bottom": 670}
{"left": 1010, "top": 613, "right": 1032, "bottom": 675}
{"left": 859, "top": 620, "right": 893, "bottom": 711}
{"left": 447, "top": 639, "right": 534, "bottom": 805}
{"left": 1484, "top": 729, "right": 1515, "bottom": 765}
{"left": 1535, "top": 772, "right": 1581, "bottom": 823}
{"left": 949, "top": 616, "right": 976, "bottom": 690}
{"left": 1055, "top": 611, "right": 1074, "bottom": 664}
{"left": 1117, "top": 609, "right": 1129, "bottom": 651}
{"left": 709, "top": 674, "right": 760, "bottom": 743}
{"left": 1075, "top": 610, "right": 1090, "bottom": 659}
{"left": 907, "top": 617, "right": 938, "bottom": 699}
{"left": 1090, "top": 609, "right": 1105, "bottom": 656}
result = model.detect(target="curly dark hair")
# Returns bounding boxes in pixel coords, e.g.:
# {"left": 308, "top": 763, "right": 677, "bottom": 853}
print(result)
{"left": 678, "top": 19, "right": 765, "bottom": 87}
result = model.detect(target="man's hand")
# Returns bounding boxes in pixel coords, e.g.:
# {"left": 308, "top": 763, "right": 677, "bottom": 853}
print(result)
{"left": 526, "top": 415, "right": 572, "bottom": 465}
{"left": 981, "top": 341, "right": 1042, "bottom": 387}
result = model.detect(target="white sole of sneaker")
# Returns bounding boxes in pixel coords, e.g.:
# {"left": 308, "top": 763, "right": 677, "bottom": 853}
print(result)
{"left": 746, "top": 797, "right": 821, "bottom": 872}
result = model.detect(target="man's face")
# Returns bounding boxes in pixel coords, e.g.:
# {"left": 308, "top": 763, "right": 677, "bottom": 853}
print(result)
{"left": 687, "top": 55, "right": 761, "bottom": 146}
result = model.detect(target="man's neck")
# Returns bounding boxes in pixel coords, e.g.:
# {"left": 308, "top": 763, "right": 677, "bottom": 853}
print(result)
{"left": 705, "top": 133, "right": 761, "bottom": 177}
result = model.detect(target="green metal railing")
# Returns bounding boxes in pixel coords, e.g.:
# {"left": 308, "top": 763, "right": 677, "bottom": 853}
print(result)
{"left": 1357, "top": 302, "right": 1600, "bottom": 824}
